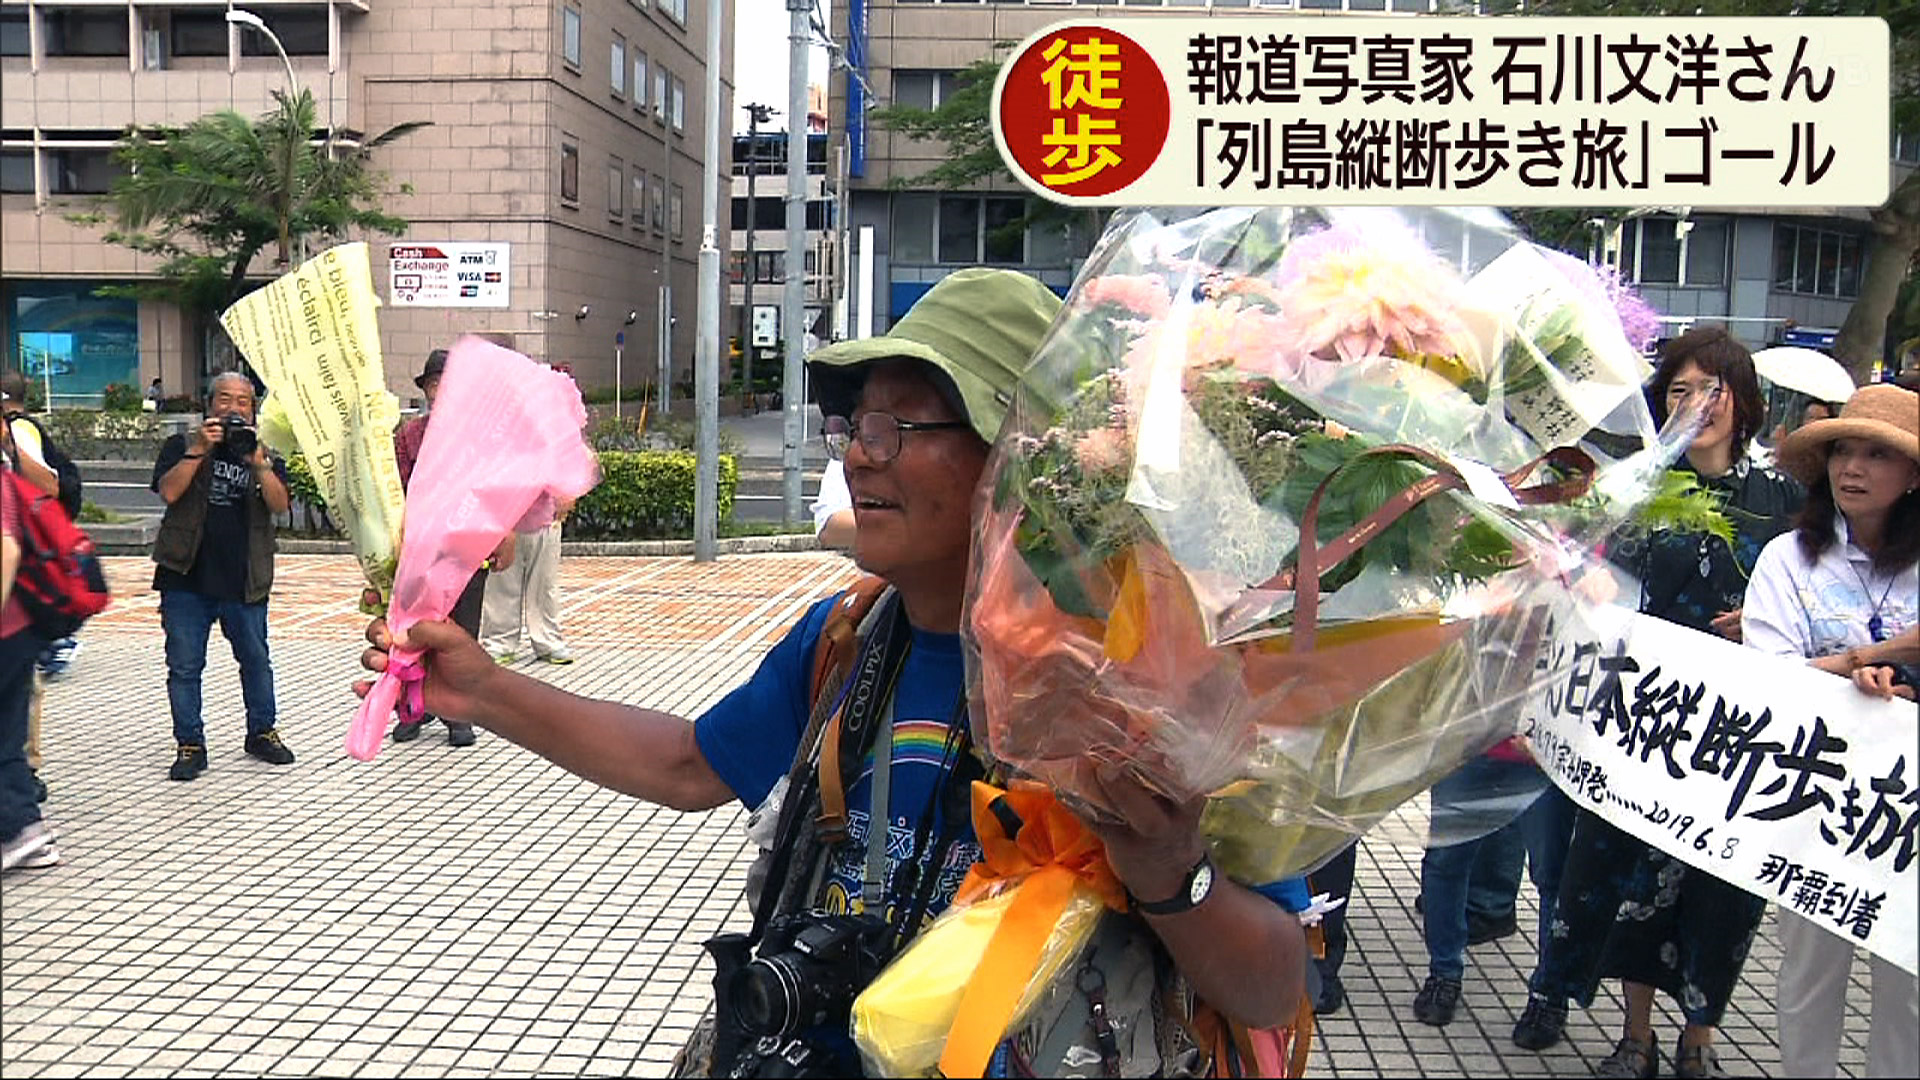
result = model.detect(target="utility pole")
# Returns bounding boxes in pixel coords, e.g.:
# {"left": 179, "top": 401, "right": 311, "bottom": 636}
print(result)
{"left": 740, "top": 102, "right": 773, "bottom": 414}
{"left": 693, "top": 0, "right": 724, "bottom": 562}
{"left": 781, "top": 0, "right": 810, "bottom": 525}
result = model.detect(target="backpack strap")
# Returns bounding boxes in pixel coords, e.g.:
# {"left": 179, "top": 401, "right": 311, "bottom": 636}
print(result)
{"left": 810, "top": 575, "right": 889, "bottom": 843}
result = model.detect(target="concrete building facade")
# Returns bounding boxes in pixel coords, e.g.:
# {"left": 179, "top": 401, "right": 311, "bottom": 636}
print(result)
{"left": 1, "top": 0, "right": 736, "bottom": 407}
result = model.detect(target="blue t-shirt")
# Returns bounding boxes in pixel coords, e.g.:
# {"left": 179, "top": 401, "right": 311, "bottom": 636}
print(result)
{"left": 694, "top": 592, "right": 1312, "bottom": 922}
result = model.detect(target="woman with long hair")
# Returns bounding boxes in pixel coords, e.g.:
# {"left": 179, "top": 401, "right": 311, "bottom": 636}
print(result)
{"left": 1743, "top": 382, "right": 1919, "bottom": 1079}
{"left": 1516, "top": 327, "right": 1803, "bottom": 1078}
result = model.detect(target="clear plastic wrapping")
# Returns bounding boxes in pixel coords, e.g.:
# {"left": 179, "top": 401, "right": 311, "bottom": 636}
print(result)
{"left": 963, "top": 207, "right": 1702, "bottom": 878}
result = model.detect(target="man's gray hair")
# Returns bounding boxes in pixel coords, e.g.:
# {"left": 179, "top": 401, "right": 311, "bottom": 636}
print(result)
{"left": 209, "top": 371, "right": 255, "bottom": 398}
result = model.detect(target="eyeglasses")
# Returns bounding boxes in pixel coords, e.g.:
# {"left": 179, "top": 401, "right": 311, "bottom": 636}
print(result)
{"left": 823, "top": 412, "right": 970, "bottom": 464}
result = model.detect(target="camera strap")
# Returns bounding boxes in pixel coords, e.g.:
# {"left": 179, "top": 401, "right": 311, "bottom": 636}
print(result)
{"left": 749, "top": 593, "right": 911, "bottom": 943}
{"left": 861, "top": 699, "right": 896, "bottom": 913}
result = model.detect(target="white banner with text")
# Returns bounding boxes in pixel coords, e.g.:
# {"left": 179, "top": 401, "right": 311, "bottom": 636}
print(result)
{"left": 1523, "top": 606, "right": 1916, "bottom": 975}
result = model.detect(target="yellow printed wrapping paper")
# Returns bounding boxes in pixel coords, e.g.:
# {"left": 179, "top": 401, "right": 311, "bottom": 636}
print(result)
{"left": 219, "top": 242, "right": 406, "bottom": 600}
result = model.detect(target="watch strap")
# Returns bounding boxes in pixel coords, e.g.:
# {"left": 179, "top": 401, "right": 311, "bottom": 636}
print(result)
{"left": 1132, "top": 852, "right": 1215, "bottom": 916}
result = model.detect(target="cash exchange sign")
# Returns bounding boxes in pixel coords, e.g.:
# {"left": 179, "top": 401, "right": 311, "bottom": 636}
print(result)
{"left": 1523, "top": 606, "right": 1916, "bottom": 975}
{"left": 992, "top": 17, "right": 1890, "bottom": 208}
{"left": 388, "top": 243, "right": 511, "bottom": 308}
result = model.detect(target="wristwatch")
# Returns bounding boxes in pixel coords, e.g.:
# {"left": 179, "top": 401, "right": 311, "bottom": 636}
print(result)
{"left": 1133, "top": 852, "right": 1216, "bottom": 916}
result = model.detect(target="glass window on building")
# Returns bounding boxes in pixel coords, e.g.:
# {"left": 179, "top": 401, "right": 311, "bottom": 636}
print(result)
{"left": 1631, "top": 216, "right": 1682, "bottom": 285}
{"left": 1, "top": 7, "right": 29, "bottom": 58}
{"left": 632, "top": 49, "right": 648, "bottom": 111}
{"left": 631, "top": 167, "right": 647, "bottom": 228}
{"left": 1794, "top": 228, "right": 1818, "bottom": 294}
{"left": 651, "top": 175, "right": 666, "bottom": 232}
{"left": 1771, "top": 222, "right": 1865, "bottom": 299}
{"left": 561, "top": 5, "right": 582, "bottom": 68}
{"left": 611, "top": 34, "right": 626, "bottom": 96}
{"left": 608, "top": 158, "right": 623, "bottom": 219}
{"left": 892, "top": 194, "right": 936, "bottom": 263}
{"left": 1, "top": 149, "right": 32, "bottom": 194}
{"left": 44, "top": 7, "right": 128, "bottom": 57}
{"left": 671, "top": 78, "right": 686, "bottom": 132}
{"left": 170, "top": 12, "right": 229, "bottom": 58}
{"left": 241, "top": 8, "right": 328, "bottom": 57}
{"left": 937, "top": 196, "right": 979, "bottom": 264}
{"left": 670, "top": 184, "right": 684, "bottom": 239}
{"left": 1684, "top": 219, "right": 1728, "bottom": 287}
{"left": 5, "top": 280, "right": 141, "bottom": 408}
{"left": 654, "top": 69, "right": 669, "bottom": 122}
{"left": 1835, "top": 233, "right": 1861, "bottom": 298}
{"left": 983, "top": 198, "right": 1024, "bottom": 265}
{"left": 560, "top": 140, "right": 579, "bottom": 204}
{"left": 44, "top": 147, "right": 119, "bottom": 194}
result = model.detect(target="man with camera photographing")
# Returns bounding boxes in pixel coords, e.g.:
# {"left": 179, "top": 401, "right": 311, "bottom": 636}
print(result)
{"left": 151, "top": 371, "right": 293, "bottom": 781}
{"left": 356, "top": 270, "right": 1306, "bottom": 1077}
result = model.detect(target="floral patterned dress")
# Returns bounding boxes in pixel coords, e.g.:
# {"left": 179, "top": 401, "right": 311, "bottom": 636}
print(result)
{"left": 1537, "top": 458, "right": 1802, "bottom": 1024}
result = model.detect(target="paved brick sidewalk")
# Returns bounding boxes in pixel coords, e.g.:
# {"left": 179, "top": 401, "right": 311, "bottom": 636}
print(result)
{"left": 2, "top": 555, "right": 1878, "bottom": 1077}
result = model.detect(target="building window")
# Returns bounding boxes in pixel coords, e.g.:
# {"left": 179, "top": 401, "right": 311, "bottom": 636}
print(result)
{"left": 44, "top": 7, "right": 128, "bottom": 57}
{"left": 752, "top": 251, "right": 785, "bottom": 284}
{"left": 608, "top": 157, "right": 624, "bottom": 219}
{"left": 654, "top": 68, "right": 669, "bottom": 123}
{"left": 631, "top": 166, "right": 647, "bottom": 227}
{"left": 651, "top": 175, "right": 666, "bottom": 232}
{"left": 561, "top": 5, "right": 582, "bottom": 69}
{"left": 240, "top": 9, "right": 328, "bottom": 57}
{"left": 169, "top": 12, "right": 229, "bottom": 58}
{"left": 1, "top": 149, "right": 33, "bottom": 194}
{"left": 1896, "top": 130, "right": 1920, "bottom": 165}
{"left": 1631, "top": 217, "right": 1683, "bottom": 285}
{"left": 1, "top": 8, "right": 30, "bottom": 58}
{"left": 1683, "top": 219, "right": 1728, "bottom": 287}
{"left": 671, "top": 78, "right": 686, "bottom": 133}
{"left": 5, "top": 280, "right": 140, "bottom": 408}
{"left": 44, "top": 147, "right": 119, "bottom": 195}
{"left": 669, "top": 184, "right": 685, "bottom": 240}
{"left": 632, "top": 48, "right": 648, "bottom": 111}
{"left": 560, "top": 139, "right": 579, "bottom": 204}
{"left": 1772, "top": 223, "right": 1864, "bottom": 300}
{"left": 610, "top": 34, "right": 626, "bottom": 96}
{"left": 892, "top": 194, "right": 936, "bottom": 263}
{"left": 727, "top": 251, "right": 746, "bottom": 284}
{"left": 891, "top": 70, "right": 962, "bottom": 111}
{"left": 661, "top": 0, "right": 687, "bottom": 25}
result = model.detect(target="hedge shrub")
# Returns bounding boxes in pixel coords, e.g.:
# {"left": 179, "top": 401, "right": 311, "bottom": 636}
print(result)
{"left": 567, "top": 450, "right": 738, "bottom": 539}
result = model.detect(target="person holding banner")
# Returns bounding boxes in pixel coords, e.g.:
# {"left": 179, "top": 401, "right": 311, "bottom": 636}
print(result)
{"left": 1743, "top": 382, "right": 1920, "bottom": 1080}
{"left": 1525, "top": 328, "right": 1802, "bottom": 1078}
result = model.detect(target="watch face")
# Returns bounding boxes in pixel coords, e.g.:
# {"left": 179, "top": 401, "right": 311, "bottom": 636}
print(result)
{"left": 1190, "top": 861, "right": 1215, "bottom": 906}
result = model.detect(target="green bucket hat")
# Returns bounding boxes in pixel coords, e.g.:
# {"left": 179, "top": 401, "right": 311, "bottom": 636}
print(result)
{"left": 808, "top": 267, "right": 1063, "bottom": 443}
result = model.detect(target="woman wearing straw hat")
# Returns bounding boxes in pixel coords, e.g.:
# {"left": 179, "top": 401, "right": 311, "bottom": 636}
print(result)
{"left": 1744, "top": 382, "right": 1920, "bottom": 1080}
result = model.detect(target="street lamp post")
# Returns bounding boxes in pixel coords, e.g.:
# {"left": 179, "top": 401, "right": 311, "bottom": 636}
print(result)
{"left": 225, "top": 9, "right": 299, "bottom": 99}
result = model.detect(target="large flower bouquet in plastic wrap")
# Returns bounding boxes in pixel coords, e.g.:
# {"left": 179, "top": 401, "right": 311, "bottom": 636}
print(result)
{"left": 963, "top": 206, "right": 1703, "bottom": 883}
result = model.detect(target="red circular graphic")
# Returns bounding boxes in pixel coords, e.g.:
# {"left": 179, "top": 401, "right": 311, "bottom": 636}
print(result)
{"left": 999, "top": 26, "right": 1169, "bottom": 199}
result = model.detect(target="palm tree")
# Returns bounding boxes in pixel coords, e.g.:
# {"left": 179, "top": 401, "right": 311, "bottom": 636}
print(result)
{"left": 70, "top": 90, "right": 428, "bottom": 366}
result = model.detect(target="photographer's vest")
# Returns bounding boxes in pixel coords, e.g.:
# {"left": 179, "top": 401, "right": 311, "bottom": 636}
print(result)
{"left": 153, "top": 455, "right": 277, "bottom": 604}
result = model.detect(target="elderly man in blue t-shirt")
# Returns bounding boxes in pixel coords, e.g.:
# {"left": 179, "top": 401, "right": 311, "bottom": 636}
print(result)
{"left": 359, "top": 268, "right": 1307, "bottom": 1076}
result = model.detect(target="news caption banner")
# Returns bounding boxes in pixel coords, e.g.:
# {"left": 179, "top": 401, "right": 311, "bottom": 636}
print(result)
{"left": 1522, "top": 605, "right": 1916, "bottom": 975}
{"left": 992, "top": 16, "right": 1890, "bottom": 208}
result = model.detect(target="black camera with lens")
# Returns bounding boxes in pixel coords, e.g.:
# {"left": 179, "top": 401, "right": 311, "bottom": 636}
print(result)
{"left": 726, "top": 912, "right": 894, "bottom": 1041}
{"left": 219, "top": 413, "right": 259, "bottom": 461}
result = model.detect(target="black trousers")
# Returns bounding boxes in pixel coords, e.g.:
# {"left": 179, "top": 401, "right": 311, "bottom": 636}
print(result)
{"left": 422, "top": 570, "right": 486, "bottom": 725}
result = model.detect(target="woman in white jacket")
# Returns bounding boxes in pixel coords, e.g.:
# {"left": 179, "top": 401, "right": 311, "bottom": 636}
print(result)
{"left": 1743, "top": 383, "right": 1920, "bottom": 1080}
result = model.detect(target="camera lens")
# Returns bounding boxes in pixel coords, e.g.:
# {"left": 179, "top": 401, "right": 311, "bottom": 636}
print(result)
{"left": 732, "top": 956, "right": 806, "bottom": 1037}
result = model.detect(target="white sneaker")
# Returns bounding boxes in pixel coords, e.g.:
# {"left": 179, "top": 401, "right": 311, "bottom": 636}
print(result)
{"left": 2, "top": 822, "right": 58, "bottom": 871}
{"left": 535, "top": 646, "right": 575, "bottom": 665}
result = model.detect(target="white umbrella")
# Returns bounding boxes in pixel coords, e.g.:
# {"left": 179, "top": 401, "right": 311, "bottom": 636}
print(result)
{"left": 1751, "top": 346, "right": 1857, "bottom": 405}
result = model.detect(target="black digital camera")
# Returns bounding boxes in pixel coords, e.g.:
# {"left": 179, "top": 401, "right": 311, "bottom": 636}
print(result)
{"left": 219, "top": 413, "right": 258, "bottom": 461}
{"left": 726, "top": 912, "right": 894, "bottom": 1040}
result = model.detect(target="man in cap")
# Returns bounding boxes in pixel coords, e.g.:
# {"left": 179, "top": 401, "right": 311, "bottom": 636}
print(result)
{"left": 357, "top": 269, "right": 1305, "bottom": 1075}
{"left": 389, "top": 348, "right": 510, "bottom": 747}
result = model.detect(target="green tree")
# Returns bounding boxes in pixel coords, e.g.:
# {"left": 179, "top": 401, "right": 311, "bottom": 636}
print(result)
{"left": 871, "top": 54, "right": 1104, "bottom": 252}
{"left": 69, "top": 90, "right": 428, "bottom": 353}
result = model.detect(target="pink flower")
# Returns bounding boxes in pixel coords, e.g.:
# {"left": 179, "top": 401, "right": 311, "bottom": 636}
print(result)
{"left": 1270, "top": 223, "right": 1474, "bottom": 365}
{"left": 1119, "top": 298, "right": 1304, "bottom": 403}
{"left": 1077, "top": 274, "right": 1173, "bottom": 320}
{"left": 1073, "top": 426, "right": 1131, "bottom": 475}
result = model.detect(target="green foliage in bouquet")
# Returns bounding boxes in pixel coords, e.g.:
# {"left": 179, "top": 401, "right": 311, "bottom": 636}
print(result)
{"left": 1621, "top": 469, "right": 1737, "bottom": 546}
